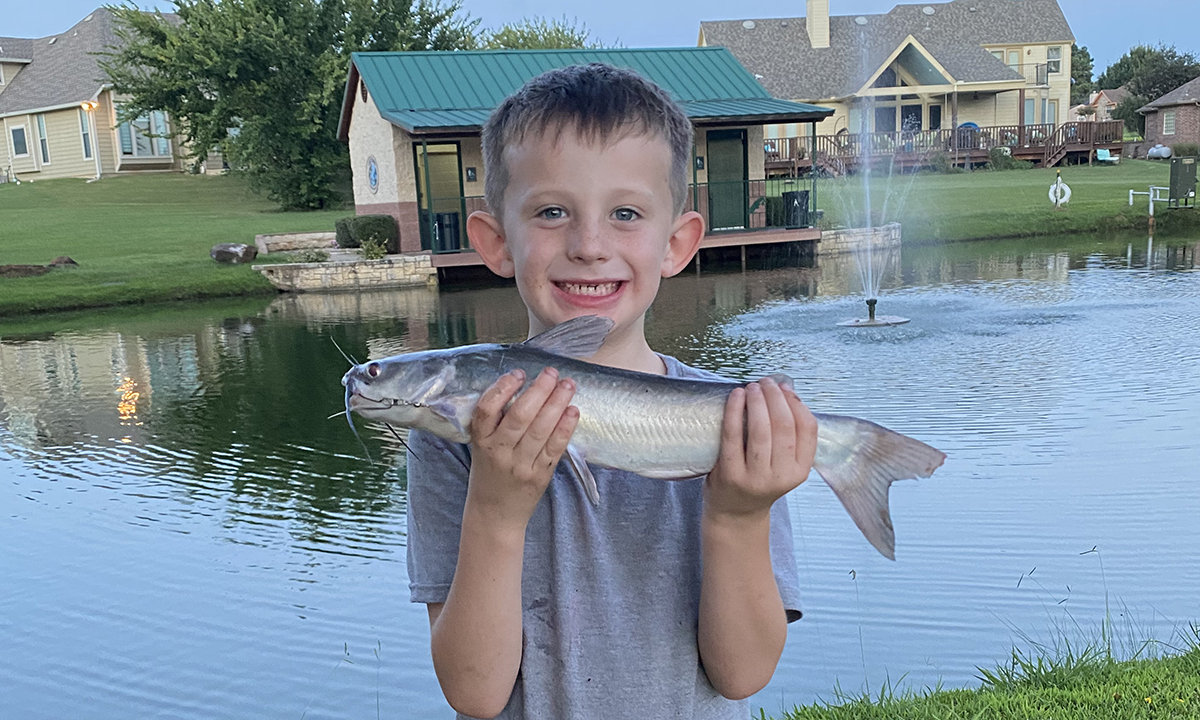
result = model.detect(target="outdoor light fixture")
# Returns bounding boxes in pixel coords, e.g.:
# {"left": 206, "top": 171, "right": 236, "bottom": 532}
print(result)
{"left": 466, "top": 167, "right": 477, "bottom": 182}
{"left": 694, "top": 156, "right": 705, "bottom": 170}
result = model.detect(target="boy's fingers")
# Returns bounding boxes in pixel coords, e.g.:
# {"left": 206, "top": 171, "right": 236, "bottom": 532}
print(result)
{"left": 761, "top": 379, "right": 796, "bottom": 458}
{"left": 539, "top": 404, "right": 580, "bottom": 469}
{"left": 494, "top": 368, "right": 559, "bottom": 441}
{"left": 513, "top": 378, "right": 576, "bottom": 465}
{"left": 786, "top": 392, "right": 819, "bottom": 466}
{"left": 744, "top": 381, "right": 771, "bottom": 468}
{"left": 720, "top": 387, "right": 747, "bottom": 469}
{"left": 472, "top": 369, "right": 525, "bottom": 437}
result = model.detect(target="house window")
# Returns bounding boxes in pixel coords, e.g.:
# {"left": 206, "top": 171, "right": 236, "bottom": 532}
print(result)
{"left": 1047, "top": 46, "right": 1062, "bottom": 74}
{"left": 118, "top": 107, "right": 171, "bottom": 158}
{"left": 1007, "top": 49, "right": 1021, "bottom": 71}
{"left": 0, "top": 64, "right": 5, "bottom": 85}
{"left": 1025, "top": 98, "right": 1037, "bottom": 126}
{"left": 9, "top": 125, "right": 29, "bottom": 157}
{"left": 1047, "top": 100, "right": 1058, "bottom": 126}
{"left": 36, "top": 114, "right": 50, "bottom": 164}
{"left": 1164, "top": 110, "right": 1176, "bottom": 135}
{"left": 79, "top": 108, "right": 93, "bottom": 160}
{"left": 990, "top": 50, "right": 1004, "bottom": 62}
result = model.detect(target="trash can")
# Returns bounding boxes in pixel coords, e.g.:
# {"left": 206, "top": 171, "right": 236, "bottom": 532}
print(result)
{"left": 433, "top": 212, "right": 462, "bottom": 252}
{"left": 782, "top": 190, "right": 810, "bottom": 228}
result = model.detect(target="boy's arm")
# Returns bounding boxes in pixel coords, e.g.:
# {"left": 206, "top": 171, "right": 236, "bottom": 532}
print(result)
{"left": 426, "top": 368, "right": 577, "bottom": 719}
{"left": 698, "top": 378, "right": 817, "bottom": 700}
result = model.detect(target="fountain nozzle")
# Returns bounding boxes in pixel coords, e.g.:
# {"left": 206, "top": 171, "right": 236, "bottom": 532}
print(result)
{"left": 837, "top": 297, "right": 911, "bottom": 327}
{"left": 866, "top": 298, "right": 877, "bottom": 321}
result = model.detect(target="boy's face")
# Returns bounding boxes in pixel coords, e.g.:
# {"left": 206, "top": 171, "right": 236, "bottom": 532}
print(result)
{"left": 470, "top": 128, "right": 703, "bottom": 345}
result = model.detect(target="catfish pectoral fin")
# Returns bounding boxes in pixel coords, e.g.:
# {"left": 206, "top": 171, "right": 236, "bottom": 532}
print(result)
{"left": 812, "top": 413, "right": 947, "bottom": 560}
{"left": 566, "top": 443, "right": 600, "bottom": 506}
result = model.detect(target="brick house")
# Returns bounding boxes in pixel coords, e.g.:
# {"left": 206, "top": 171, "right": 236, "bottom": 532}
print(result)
{"left": 1138, "top": 75, "right": 1200, "bottom": 150}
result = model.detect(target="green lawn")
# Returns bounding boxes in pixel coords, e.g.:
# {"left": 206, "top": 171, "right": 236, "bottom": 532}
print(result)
{"left": 819, "top": 159, "right": 1200, "bottom": 243}
{"left": 0, "top": 174, "right": 349, "bottom": 315}
{"left": 769, "top": 643, "right": 1200, "bottom": 720}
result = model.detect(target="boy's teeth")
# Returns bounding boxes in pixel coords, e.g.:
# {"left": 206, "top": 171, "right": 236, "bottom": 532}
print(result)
{"left": 560, "top": 282, "right": 620, "bottom": 296}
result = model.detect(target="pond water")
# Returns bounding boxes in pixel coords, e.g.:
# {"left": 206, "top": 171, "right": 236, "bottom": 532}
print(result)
{"left": 2, "top": 234, "right": 1198, "bottom": 719}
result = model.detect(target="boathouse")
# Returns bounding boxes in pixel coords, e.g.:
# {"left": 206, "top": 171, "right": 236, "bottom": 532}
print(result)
{"left": 336, "top": 48, "right": 833, "bottom": 275}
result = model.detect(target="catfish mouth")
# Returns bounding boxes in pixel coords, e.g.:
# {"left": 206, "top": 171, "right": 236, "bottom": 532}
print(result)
{"left": 347, "top": 391, "right": 418, "bottom": 413}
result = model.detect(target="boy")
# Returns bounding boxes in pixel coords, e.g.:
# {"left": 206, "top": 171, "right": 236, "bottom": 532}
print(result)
{"left": 406, "top": 63, "right": 817, "bottom": 719}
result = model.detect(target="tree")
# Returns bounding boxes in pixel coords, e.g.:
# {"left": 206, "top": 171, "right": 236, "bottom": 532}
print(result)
{"left": 480, "top": 16, "right": 602, "bottom": 50}
{"left": 104, "top": 0, "right": 477, "bottom": 210}
{"left": 1110, "top": 95, "right": 1146, "bottom": 137}
{"left": 1097, "top": 44, "right": 1200, "bottom": 97}
{"left": 1070, "top": 43, "right": 1094, "bottom": 106}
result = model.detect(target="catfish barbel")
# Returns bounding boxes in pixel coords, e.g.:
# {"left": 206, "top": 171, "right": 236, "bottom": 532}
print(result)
{"left": 342, "top": 315, "right": 945, "bottom": 559}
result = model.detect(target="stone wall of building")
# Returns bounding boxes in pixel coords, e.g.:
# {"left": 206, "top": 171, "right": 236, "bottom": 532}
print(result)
{"left": 253, "top": 254, "right": 436, "bottom": 292}
{"left": 817, "top": 222, "right": 902, "bottom": 256}
{"left": 1144, "top": 105, "right": 1200, "bottom": 148}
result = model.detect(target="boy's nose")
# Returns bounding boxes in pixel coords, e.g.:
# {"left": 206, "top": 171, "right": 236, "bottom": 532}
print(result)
{"left": 566, "top": 220, "right": 610, "bottom": 262}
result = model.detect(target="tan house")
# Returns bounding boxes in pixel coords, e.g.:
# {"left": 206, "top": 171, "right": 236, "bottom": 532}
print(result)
{"left": 700, "top": 0, "right": 1075, "bottom": 139}
{"left": 0, "top": 8, "right": 184, "bottom": 183}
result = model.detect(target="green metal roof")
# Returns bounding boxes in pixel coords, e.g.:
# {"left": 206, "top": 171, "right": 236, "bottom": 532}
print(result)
{"left": 339, "top": 47, "right": 833, "bottom": 137}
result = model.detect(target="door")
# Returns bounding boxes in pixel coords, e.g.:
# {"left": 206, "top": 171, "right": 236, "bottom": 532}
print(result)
{"left": 706, "top": 129, "right": 747, "bottom": 231}
{"left": 900, "top": 105, "right": 923, "bottom": 133}
{"left": 414, "top": 142, "right": 466, "bottom": 251}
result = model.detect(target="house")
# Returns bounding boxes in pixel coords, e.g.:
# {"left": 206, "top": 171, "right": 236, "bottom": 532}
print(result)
{"left": 336, "top": 48, "right": 833, "bottom": 266}
{"left": 700, "top": 0, "right": 1081, "bottom": 151}
{"left": 0, "top": 8, "right": 184, "bottom": 182}
{"left": 1138, "top": 75, "right": 1200, "bottom": 150}
{"left": 1088, "top": 87, "right": 1130, "bottom": 122}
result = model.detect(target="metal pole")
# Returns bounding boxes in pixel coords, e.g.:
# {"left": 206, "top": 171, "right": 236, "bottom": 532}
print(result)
{"left": 692, "top": 134, "right": 699, "bottom": 213}
{"left": 810, "top": 121, "right": 818, "bottom": 224}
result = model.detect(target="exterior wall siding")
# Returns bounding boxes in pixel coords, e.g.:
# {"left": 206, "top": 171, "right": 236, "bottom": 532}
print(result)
{"left": 1144, "top": 106, "right": 1200, "bottom": 147}
{"left": 3, "top": 114, "right": 38, "bottom": 174}
{"left": 348, "top": 92, "right": 401, "bottom": 208}
{"left": 29, "top": 107, "right": 97, "bottom": 180}
{"left": 459, "top": 135, "right": 485, "bottom": 198}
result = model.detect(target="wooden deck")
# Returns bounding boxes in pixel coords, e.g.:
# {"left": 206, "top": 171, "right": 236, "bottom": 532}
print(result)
{"left": 765, "top": 121, "right": 1125, "bottom": 176}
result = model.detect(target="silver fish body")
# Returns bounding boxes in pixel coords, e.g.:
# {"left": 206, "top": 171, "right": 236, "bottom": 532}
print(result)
{"left": 343, "top": 316, "right": 946, "bottom": 559}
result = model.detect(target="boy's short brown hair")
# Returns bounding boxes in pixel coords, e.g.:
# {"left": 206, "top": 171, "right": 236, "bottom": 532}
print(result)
{"left": 481, "top": 63, "right": 694, "bottom": 220}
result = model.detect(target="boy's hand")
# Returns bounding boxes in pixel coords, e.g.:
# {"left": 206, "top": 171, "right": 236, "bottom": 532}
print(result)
{"left": 705, "top": 378, "right": 817, "bottom": 522}
{"left": 466, "top": 368, "right": 578, "bottom": 531}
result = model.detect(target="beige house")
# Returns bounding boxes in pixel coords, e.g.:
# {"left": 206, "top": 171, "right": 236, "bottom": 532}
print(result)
{"left": 700, "top": 0, "right": 1074, "bottom": 139}
{"left": 0, "top": 8, "right": 184, "bottom": 183}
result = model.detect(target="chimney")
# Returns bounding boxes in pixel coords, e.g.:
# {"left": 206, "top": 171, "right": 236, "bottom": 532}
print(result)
{"left": 807, "top": 0, "right": 830, "bottom": 49}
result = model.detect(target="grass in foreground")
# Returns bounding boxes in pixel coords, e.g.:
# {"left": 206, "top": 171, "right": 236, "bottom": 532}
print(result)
{"left": 768, "top": 634, "right": 1200, "bottom": 720}
{"left": 0, "top": 174, "right": 348, "bottom": 315}
{"left": 820, "top": 159, "right": 1200, "bottom": 243}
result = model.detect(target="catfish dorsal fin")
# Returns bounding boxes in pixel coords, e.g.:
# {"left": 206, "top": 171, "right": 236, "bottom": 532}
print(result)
{"left": 521, "top": 315, "right": 614, "bottom": 359}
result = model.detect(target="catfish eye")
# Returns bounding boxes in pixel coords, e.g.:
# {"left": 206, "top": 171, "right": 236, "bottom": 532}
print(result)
{"left": 366, "top": 363, "right": 381, "bottom": 378}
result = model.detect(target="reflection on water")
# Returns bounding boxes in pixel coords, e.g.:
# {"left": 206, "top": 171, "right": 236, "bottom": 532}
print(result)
{"left": 1, "top": 234, "right": 1198, "bottom": 719}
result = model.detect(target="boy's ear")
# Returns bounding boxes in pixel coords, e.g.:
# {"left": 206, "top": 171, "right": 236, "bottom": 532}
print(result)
{"left": 661, "top": 210, "right": 706, "bottom": 278}
{"left": 466, "top": 211, "right": 514, "bottom": 278}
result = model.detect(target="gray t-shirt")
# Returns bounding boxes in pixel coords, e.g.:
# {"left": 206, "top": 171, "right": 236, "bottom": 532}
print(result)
{"left": 406, "top": 355, "right": 802, "bottom": 720}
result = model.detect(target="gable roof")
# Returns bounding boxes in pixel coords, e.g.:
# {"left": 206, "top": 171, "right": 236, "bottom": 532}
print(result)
{"left": 337, "top": 47, "right": 834, "bottom": 140}
{"left": 1093, "top": 87, "right": 1130, "bottom": 107}
{"left": 699, "top": 0, "right": 1074, "bottom": 101}
{"left": 0, "top": 8, "right": 123, "bottom": 118}
{"left": 0, "top": 38, "right": 36, "bottom": 63}
{"left": 1138, "top": 75, "right": 1200, "bottom": 113}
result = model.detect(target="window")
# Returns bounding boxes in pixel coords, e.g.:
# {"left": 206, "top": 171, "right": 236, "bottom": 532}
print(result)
{"left": 1047, "top": 46, "right": 1062, "bottom": 74}
{"left": 79, "top": 108, "right": 93, "bottom": 160}
{"left": 1164, "top": 110, "right": 1176, "bottom": 135}
{"left": 990, "top": 50, "right": 1004, "bottom": 62}
{"left": 1007, "top": 49, "right": 1021, "bottom": 71}
{"left": 9, "top": 125, "right": 29, "bottom": 156}
{"left": 36, "top": 114, "right": 50, "bottom": 164}
{"left": 1025, "top": 98, "right": 1037, "bottom": 126}
{"left": 0, "top": 64, "right": 5, "bottom": 85}
{"left": 1047, "top": 100, "right": 1058, "bottom": 126}
{"left": 117, "top": 107, "right": 172, "bottom": 158}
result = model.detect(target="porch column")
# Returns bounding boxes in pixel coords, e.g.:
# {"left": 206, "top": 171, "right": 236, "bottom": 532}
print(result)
{"left": 1018, "top": 89, "right": 1026, "bottom": 146}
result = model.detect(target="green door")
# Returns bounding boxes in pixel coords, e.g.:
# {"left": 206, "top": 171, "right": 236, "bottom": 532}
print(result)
{"left": 414, "top": 142, "right": 466, "bottom": 252}
{"left": 706, "top": 129, "right": 747, "bottom": 230}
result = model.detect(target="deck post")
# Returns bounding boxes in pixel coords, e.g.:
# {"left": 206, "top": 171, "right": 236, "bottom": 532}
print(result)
{"left": 810, "top": 122, "right": 818, "bottom": 223}
{"left": 741, "top": 244, "right": 747, "bottom": 272}
{"left": 951, "top": 87, "right": 959, "bottom": 165}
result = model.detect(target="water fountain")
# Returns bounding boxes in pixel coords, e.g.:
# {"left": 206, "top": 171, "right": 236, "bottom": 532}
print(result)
{"left": 837, "top": 297, "right": 910, "bottom": 327}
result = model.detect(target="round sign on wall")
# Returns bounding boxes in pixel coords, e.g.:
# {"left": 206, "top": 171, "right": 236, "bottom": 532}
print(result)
{"left": 367, "top": 155, "right": 378, "bottom": 194}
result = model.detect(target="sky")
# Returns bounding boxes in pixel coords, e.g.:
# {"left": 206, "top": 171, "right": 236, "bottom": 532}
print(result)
{"left": 4, "top": 0, "right": 1198, "bottom": 77}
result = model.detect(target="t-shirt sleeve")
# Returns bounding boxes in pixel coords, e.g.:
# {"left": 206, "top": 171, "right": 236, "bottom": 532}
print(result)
{"left": 405, "top": 429, "right": 471, "bottom": 605}
{"left": 771, "top": 490, "right": 804, "bottom": 623}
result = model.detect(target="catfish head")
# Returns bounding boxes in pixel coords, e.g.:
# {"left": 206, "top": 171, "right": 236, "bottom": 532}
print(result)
{"left": 342, "top": 347, "right": 492, "bottom": 444}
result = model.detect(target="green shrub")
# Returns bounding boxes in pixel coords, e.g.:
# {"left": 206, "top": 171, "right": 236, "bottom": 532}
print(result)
{"left": 360, "top": 237, "right": 388, "bottom": 260}
{"left": 350, "top": 215, "right": 399, "bottom": 254}
{"left": 987, "top": 147, "right": 1034, "bottom": 171}
{"left": 334, "top": 217, "right": 357, "bottom": 248}
{"left": 1172, "top": 143, "right": 1200, "bottom": 158}
{"left": 294, "top": 249, "right": 329, "bottom": 263}
{"left": 929, "top": 152, "right": 953, "bottom": 173}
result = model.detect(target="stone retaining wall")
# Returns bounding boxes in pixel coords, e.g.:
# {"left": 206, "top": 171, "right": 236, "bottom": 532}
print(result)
{"left": 254, "top": 231, "right": 337, "bottom": 255}
{"left": 254, "top": 254, "right": 436, "bottom": 292}
{"left": 817, "top": 222, "right": 902, "bottom": 256}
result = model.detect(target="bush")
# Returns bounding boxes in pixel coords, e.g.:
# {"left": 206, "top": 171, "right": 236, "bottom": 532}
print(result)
{"left": 333, "top": 215, "right": 399, "bottom": 253}
{"left": 360, "top": 237, "right": 387, "bottom": 260}
{"left": 987, "top": 147, "right": 1034, "bottom": 171}
{"left": 929, "top": 152, "right": 953, "bottom": 173}
{"left": 334, "top": 217, "right": 357, "bottom": 248}
{"left": 1172, "top": 143, "right": 1200, "bottom": 158}
{"left": 294, "top": 249, "right": 329, "bottom": 263}
{"left": 350, "top": 215, "right": 399, "bottom": 255}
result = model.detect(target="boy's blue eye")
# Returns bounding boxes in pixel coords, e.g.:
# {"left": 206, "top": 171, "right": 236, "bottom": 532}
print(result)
{"left": 539, "top": 207, "right": 565, "bottom": 220}
{"left": 613, "top": 208, "right": 639, "bottom": 222}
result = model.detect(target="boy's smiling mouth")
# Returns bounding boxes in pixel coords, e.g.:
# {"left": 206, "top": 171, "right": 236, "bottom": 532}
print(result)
{"left": 555, "top": 280, "right": 625, "bottom": 297}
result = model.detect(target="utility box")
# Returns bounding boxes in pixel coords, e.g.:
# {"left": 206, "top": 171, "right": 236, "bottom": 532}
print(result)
{"left": 1169, "top": 156, "right": 1196, "bottom": 209}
